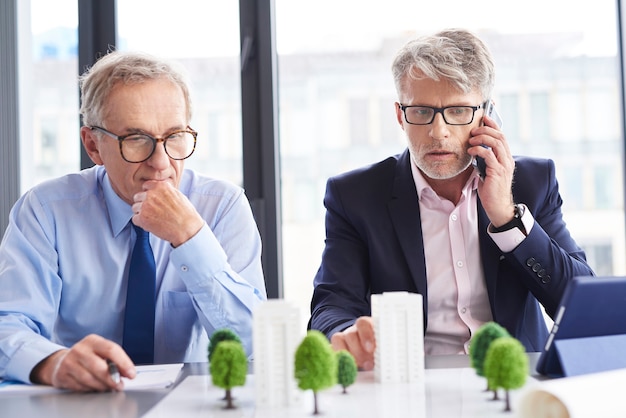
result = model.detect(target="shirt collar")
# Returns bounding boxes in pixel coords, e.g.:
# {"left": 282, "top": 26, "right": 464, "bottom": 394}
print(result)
{"left": 99, "top": 169, "right": 134, "bottom": 237}
{"left": 410, "top": 158, "right": 480, "bottom": 204}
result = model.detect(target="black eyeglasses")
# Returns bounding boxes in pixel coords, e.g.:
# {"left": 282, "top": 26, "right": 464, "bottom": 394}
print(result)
{"left": 90, "top": 126, "right": 197, "bottom": 163}
{"left": 398, "top": 101, "right": 487, "bottom": 125}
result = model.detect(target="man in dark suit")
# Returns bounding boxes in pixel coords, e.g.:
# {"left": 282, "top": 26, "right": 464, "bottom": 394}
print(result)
{"left": 309, "top": 28, "right": 594, "bottom": 370}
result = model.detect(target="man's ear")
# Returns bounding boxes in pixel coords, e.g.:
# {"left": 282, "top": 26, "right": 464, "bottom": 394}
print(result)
{"left": 80, "top": 126, "right": 104, "bottom": 165}
{"left": 395, "top": 102, "right": 405, "bottom": 130}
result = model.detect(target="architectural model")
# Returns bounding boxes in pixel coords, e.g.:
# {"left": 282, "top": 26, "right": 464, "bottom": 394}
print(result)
{"left": 253, "top": 299, "right": 303, "bottom": 407}
{"left": 372, "top": 291, "right": 424, "bottom": 383}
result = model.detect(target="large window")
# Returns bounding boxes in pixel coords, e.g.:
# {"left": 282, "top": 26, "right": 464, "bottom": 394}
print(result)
{"left": 14, "top": 1, "right": 626, "bottom": 328}
{"left": 116, "top": 0, "right": 242, "bottom": 186}
{"left": 23, "top": 0, "right": 243, "bottom": 191}
{"left": 24, "top": 0, "right": 79, "bottom": 191}
{"left": 276, "top": 0, "right": 625, "bottom": 327}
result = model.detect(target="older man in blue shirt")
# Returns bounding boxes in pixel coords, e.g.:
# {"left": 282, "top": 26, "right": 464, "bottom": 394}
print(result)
{"left": 0, "top": 51, "right": 266, "bottom": 391}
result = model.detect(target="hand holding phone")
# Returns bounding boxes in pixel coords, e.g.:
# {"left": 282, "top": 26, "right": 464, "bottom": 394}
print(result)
{"left": 472, "top": 101, "right": 503, "bottom": 179}
{"left": 484, "top": 100, "right": 503, "bottom": 128}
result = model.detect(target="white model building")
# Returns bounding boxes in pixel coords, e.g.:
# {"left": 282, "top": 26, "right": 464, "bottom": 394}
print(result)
{"left": 253, "top": 299, "right": 303, "bottom": 408}
{"left": 372, "top": 291, "right": 424, "bottom": 383}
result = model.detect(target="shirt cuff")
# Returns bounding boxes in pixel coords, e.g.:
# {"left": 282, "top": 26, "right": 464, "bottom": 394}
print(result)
{"left": 487, "top": 204, "right": 535, "bottom": 253}
{"left": 169, "top": 223, "right": 228, "bottom": 286}
{"left": 4, "top": 334, "right": 65, "bottom": 384}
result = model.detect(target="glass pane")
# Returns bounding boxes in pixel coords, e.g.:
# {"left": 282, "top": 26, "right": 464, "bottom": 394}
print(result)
{"left": 22, "top": 0, "right": 79, "bottom": 191}
{"left": 277, "top": 0, "right": 624, "bottom": 326}
{"left": 117, "top": 1, "right": 242, "bottom": 186}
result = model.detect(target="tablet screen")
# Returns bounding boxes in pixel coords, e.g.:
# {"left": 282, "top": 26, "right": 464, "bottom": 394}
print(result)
{"left": 536, "top": 276, "right": 626, "bottom": 376}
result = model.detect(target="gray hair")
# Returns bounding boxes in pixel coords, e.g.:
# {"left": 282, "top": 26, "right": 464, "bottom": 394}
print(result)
{"left": 79, "top": 50, "right": 192, "bottom": 126}
{"left": 391, "top": 28, "right": 495, "bottom": 101}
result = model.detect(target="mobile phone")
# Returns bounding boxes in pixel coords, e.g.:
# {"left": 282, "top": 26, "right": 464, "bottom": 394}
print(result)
{"left": 472, "top": 101, "right": 503, "bottom": 179}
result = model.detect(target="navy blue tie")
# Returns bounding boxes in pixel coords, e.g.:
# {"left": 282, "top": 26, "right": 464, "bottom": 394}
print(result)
{"left": 122, "top": 224, "right": 156, "bottom": 364}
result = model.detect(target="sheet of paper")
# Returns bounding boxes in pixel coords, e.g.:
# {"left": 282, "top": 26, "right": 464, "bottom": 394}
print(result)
{"left": 0, "top": 363, "right": 183, "bottom": 394}
{"left": 123, "top": 363, "right": 183, "bottom": 390}
{"left": 517, "top": 367, "right": 626, "bottom": 418}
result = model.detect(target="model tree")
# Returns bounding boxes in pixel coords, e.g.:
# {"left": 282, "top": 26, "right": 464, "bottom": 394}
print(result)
{"left": 294, "top": 330, "right": 337, "bottom": 415}
{"left": 469, "top": 321, "right": 510, "bottom": 398}
{"left": 483, "top": 336, "right": 528, "bottom": 412}
{"left": 336, "top": 349, "right": 357, "bottom": 394}
{"left": 208, "top": 328, "right": 242, "bottom": 363}
{"left": 210, "top": 340, "right": 248, "bottom": 409}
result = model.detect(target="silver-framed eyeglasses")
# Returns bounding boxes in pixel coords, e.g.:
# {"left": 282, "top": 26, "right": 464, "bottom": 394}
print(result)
{"left": 90, "top": 126, "right": 197, "bottom": 163}
{"left": 398, "top": 101, "right": 488, "bottom": 125}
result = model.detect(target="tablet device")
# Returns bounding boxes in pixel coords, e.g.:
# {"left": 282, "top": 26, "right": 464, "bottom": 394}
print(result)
{"left": 535, "top": 275, "right": 626, "bottom": 377}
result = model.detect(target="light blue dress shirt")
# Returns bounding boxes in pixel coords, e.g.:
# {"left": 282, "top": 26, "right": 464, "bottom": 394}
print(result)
{"left": 0, "top": 166, "right": 267, "bottom": 383}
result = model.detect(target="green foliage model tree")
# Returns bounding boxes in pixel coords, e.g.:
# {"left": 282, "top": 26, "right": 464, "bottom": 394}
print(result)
{"left": 483, "top": 337, "right": 528, "bottom": 412}
{"left": 469, "top": 321, "right": 510, "bottom": 397}
{"left": 336, "top": 350, "right": 357, "bottom": 394}
{"left": 294, "top": 330, "right": 337, "bottom": 415}
{"left": 210, "top": 340, "right": 248, "bottom": 409}
{"left": 208, "top": 328, "right": 242, "bottom": 363}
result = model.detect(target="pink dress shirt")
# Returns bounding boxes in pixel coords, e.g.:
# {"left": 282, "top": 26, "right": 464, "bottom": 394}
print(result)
{"left": 410, "top": 162, "right": 535, "bottom": 355}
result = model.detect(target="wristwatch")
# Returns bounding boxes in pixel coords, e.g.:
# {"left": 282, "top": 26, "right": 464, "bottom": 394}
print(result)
{"left": 490, "top": 204, "right": 526, "bottom": 234}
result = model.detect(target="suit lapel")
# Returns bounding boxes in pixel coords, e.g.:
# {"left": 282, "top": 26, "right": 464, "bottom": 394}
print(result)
{"left": 387, "top": 150, "right": 429, "bottom": 304}
{"left": 477, "top": 197, "right": 501, "bottom": 312}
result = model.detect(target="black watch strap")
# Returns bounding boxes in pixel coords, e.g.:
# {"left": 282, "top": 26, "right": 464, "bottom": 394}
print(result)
{"left": 490, "top": 204, "right": 526, "bottom": 233}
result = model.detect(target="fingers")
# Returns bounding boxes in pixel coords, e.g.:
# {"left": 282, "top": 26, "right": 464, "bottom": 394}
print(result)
{"left": 51, "top": 347, "right": 110, "bottom": 392}
{"left": 471, "top": 145, "right": 511, "bottom": 181}
{"left": 131, "top": 182, "right": 173, "bottom": 225}
{"left": 47, "top": 334, "right": 134, "bottom": 392}
{"left": 469, "top": 123, "right": 516, "bottom": 220}
{"left": 131, "top": 181, "right": 203, "bottom": 246}
{"left": 355, "top": 317, "right": 376, "bottom": 353}
{"left": 330, "top": 316, "right": 377, "bottom": 371}
{"left": 469, "top": 116, "right": 514, "bottom": 179}
{"left": 131, "top": 192, "right": 147, "bottom": 216}
{"left": 470, "top": 120, "right": 511, "bottom": 163}
{"left": 482, "top": 113, "right": 500, "bottom": 129}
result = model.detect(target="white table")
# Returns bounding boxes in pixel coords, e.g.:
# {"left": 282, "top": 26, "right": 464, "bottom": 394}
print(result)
{"left": 0, "top": 354, "right": 542, "bottom": 418}
{"left": 144, "top": 363, "right": 539, "bottom": 417}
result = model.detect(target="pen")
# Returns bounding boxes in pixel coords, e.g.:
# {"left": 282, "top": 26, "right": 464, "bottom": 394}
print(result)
{"left": 107, "top": 359, "right": 121, "bottom": 384}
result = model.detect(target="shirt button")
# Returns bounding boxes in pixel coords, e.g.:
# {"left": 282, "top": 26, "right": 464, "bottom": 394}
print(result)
{"left": 181, "top": 265, "right": 189, "bottom": 272}
{"left": 456, "top": 260, "right": 464, "bottom": 268}
{"left": 461, "top": 307, "right": 467, "bottom": 314}
{"left": 451, "top": 214, "right": 458, "bottom": 221}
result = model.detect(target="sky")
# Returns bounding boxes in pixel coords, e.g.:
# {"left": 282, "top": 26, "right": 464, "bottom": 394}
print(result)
{"left": 29, "top": 0, "right": 619, "bottom": 57}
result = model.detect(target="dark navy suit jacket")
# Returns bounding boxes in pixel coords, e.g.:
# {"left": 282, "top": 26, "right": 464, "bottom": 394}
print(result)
{"left": 309, "top": 149, "right": 595, "bottom": 352}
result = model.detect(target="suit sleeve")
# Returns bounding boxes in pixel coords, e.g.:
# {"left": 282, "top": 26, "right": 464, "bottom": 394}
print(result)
{"left": 309, "top": 178, "right": 373, "bottom": 338}
{"left": 505, "top": 158, "right": 595, "bottom": 318}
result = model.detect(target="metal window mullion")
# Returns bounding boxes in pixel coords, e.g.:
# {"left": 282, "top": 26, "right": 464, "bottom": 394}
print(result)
{"left": 0, "top": 0, "right": 21, "bottom": 234}
{"left": 239, "top": 0, "right": 283, "bottom": 299}
{"left": 78, "top": 0, "right": 117, "bottom": 170}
